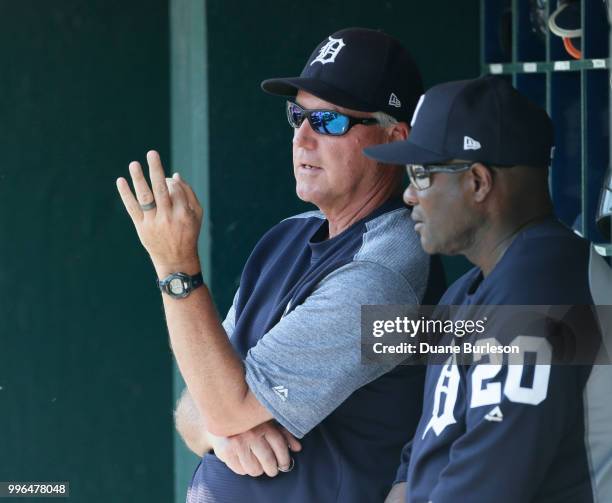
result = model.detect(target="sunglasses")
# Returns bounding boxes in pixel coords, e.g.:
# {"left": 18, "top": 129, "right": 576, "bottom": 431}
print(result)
{"left": 286, "top": 101, "right": 379, "bottom": 136}
{"left": 406, "top": 163, "right": 474, "bottom": 190}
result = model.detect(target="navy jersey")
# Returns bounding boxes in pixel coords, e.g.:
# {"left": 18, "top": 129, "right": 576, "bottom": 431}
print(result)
{"left": 187, "top": 197, "right": 446, "bottom": 503}
{"left": 401, "top": 218, "right": 604, "bottom": 503}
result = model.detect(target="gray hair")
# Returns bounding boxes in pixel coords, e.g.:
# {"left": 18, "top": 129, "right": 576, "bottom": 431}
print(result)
{"left": 373, "top": 111, "right": 399, "bottom": 128}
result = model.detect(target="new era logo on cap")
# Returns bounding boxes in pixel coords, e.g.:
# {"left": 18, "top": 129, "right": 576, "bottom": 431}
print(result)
{"left": 463, "top": 136, "right": 481, "bottom": 151}
{"left": 310, "top": 36, "right": 346, "bottom": 65}
{"left": 389, "top": 93, "right": 401, "bottom": 108}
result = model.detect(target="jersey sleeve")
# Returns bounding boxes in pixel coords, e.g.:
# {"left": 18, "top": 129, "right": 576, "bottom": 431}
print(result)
{"left": 429, "top": 361, "right": 589, "bottom": 502}
{"left": 243, "top": 260, "right": 421, "bottom": 438}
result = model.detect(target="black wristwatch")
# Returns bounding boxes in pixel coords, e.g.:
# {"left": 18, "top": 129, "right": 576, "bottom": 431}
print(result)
{"left": 157, "top": 272, "right": 204, "bottom": 299}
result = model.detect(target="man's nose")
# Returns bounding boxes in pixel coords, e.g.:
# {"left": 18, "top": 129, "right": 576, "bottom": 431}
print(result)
{"left": 292, "top": 119, "right": 316, "bottom": 149}
{"left": 403, "top": 183, "right": 419, "bottom": 207}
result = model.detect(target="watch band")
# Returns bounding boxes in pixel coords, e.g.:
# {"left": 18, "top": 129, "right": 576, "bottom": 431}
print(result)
{"left": 188, "top": 272, "right": 204, "bottom": 290}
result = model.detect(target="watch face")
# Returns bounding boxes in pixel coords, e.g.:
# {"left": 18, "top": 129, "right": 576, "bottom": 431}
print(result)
{"left": 169, "top": 278, "right": 185, "bottom": 295}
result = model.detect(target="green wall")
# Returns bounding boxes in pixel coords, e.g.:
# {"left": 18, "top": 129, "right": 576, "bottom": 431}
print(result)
{"left": 0, "top": 1, "right": 173, "bottom": 501}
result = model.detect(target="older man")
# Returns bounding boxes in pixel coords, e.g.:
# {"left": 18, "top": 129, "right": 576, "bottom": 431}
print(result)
{"left": 365, "top": 76, "right": 609, "bottom": 503}
{"left": 117, "top": 28, "right": 444, "bottom": 503}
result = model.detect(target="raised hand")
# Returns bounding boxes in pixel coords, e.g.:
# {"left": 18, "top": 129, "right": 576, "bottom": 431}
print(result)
{"left": 116, "top": 150, "right": 203, "bottom": 275}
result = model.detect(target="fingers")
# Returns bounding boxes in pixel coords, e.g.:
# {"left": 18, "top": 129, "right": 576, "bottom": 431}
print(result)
{"left": 117, "top": 152, "right": 203, "bottom": 266}
{"left": 280, "top": 427, "right": 302, "bottom": 452}
{"left": 173, "top": 173, "right": 203, "bottom": 218}
{"left": 116, "top": 177, "right": 143, "bottom": 222}
{"left": 234, "top": 441, "right": 265, "bottom": 477}
{"left": 166, "top": 177, "right": 188, "bottom": 211}
{"left": 210, "top": 435, "right": 248, "bottom": 476}
{"left": 128, "top": 161, "right": 157, "bottom": 214}
{"left": 263, "top": 428, "right": 293, "bottom": 472}
{"left": 220, "top": 451, "right": 247, "bottom": 476}
{"left": 124, "top": 152, "right": 192, "bottom": 217}
{"left": 146, "top": 150, "right": 172, "bottom": 212}
{"left": 250, "top": 439, "right": 280, "bottom": 477}
{"left": 216, "top": 425, "right": 298, "bottom": 479}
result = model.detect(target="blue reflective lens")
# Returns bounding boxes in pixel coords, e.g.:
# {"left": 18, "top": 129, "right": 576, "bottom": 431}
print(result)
{"left": 310, "top": 111, "right": 349, "bottom": 135}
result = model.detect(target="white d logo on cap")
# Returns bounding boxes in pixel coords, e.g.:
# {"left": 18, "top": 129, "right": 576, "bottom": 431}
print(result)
{"left": 311, "top": 36, "right": 346, "bottom": 65}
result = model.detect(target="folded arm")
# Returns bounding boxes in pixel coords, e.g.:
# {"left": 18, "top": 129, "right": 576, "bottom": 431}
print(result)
{"left": 174, "top": 388, "right": 301, "bottom": 477}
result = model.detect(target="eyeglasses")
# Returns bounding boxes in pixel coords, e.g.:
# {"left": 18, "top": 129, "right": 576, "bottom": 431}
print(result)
{"left": 286, "top": 101, "right": 379, "bottom": 136}
{"left": 406, "top": 163, "right": 474, "bottom": 190}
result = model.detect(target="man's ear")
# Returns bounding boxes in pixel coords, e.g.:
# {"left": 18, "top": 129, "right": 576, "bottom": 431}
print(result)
{"left": 388, "top": 122, "right": 409, "bottom": 142}
{"left": 469, "top": 162, "right": 494, "bottom": 203}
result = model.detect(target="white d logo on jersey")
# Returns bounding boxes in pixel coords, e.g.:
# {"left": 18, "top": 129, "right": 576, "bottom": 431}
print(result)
{"left": 310, "top": 37, "right": 346, "bottom": 65}
{"left": 422, "top": 357, "right": 460, "bottom": 438}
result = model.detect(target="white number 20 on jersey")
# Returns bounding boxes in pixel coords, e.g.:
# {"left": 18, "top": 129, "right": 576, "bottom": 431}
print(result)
{"left": 470, "top": 336, "right": 551, "bottom": 407}
{"left": 423, "top": 336, "right": 551, "bottom": 438}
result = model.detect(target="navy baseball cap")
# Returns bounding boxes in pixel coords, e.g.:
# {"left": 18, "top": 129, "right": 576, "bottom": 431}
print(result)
{"left": 363, "top": 75, "right": 554, "bottom": 167}
{"left": 261, "top": 27, "right": 423, "bottom": 123}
